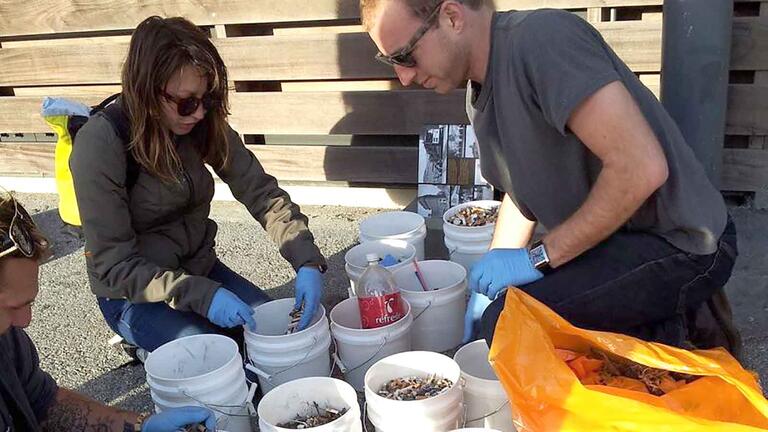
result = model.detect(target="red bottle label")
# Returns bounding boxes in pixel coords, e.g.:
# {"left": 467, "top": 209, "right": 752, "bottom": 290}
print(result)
{"left": 358, "top": 292, "right": 404, "bottom": 329}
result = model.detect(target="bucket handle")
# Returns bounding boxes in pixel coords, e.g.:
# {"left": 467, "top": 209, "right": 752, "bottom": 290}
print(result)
{"left": 412, "top": 299, "right": 433, "bottom": 322}
{"left": 461, "top": 399, "right": 511, "bottom": 427}
{"left": 244, "top": 335, "right": 320, "bottom": 383}
{"left": 176, "top": 382, "right": 259, "bottom": 421}
{"left": 332, "top": 334, "right": 389, "bottom": 375}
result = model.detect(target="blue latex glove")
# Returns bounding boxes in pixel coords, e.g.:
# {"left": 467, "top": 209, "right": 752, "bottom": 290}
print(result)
{"left": 380, "top": 254, "right": 398, "bottom": 267}
{"left": 142, "top": 406, "right": 216, "bottom": 431}
{"left": 468, "top": 248, "right": 543, "bottom": 300}
{"left": 207, "top": 288, "right": 256, "bottom": 331}
{"left": 462, "top": 291, "right": 493, "bottom": 344}
{"left": 295, "top": 266, "right": 324, "bottom": 331}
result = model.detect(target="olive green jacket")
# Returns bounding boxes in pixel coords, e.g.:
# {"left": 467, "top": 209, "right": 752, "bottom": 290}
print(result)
{"left": 70, "top": 114, "right": 326, "bottom": 316}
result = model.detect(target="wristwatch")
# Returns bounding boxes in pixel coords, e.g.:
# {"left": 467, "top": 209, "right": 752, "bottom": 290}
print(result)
{"left": 129, "top": 413, "right": 149, "bottom": 432}
{"left": 529, "top": 240, "right": 552, "bottom": 274}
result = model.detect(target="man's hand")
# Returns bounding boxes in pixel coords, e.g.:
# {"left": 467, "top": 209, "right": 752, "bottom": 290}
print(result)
{"left": 295, "top": 266, "right": 324, "bottom": 330}
{"left": 142, "top": 406, "right": 216, "bottom": 431}
{"left": 463, "top": 291, "right": 494, "bottom": 343}
{"left": 468, "top": 248, "right": 543, "bottom": 299}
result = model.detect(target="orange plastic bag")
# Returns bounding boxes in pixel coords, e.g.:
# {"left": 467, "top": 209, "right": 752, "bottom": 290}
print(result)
{"left": 489, "top": 289, "right": 768, "bottom": 431}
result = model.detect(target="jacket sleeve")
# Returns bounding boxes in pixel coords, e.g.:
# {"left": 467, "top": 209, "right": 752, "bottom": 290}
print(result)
{"left": 70, "top": 115, "right": 220, "bottom": 315}
{"left": 214, "top": 125, "right": 327, "bottom": 272}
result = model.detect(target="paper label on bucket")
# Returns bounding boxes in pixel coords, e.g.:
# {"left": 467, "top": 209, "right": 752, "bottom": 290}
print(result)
{"left": 358, "top": 293, "right": 404, "bottom": 329}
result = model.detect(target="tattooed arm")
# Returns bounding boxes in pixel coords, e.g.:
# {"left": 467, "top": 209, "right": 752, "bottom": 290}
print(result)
{"left": 40, "top": 388, "right": 139, "bottom": 432}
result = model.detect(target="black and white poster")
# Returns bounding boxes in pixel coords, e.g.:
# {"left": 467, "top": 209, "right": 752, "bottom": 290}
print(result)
{"left": 417, "top": 124, "right": 492, "bottom": 218}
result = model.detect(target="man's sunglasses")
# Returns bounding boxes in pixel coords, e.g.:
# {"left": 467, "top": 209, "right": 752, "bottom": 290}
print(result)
{"left": 161, "top": 90, "right": 218, "bottom": 117}
{"left": 375, "top": 1, "right": 445, "bottom": 68}
{"left": 0, "top": 194, "right": 35, "bottom": 260}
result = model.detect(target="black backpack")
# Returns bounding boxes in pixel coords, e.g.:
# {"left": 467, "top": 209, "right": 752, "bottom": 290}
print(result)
{"left": 68, "top": 93, "right": 140, "bottom": 190}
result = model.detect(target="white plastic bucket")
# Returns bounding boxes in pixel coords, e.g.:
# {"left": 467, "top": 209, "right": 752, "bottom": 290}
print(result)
{"left": 359, "top": 211, "right": 427, "bottom": 260}
{"left": 442, "top": 201, "right": 501, "bottom": 272}
{"left": 144, "top": 334, "right": 252, "bottom": 432}
{"left": 344, "top": 239, "right": 417, "bottom": 297}
{"left": 258, "top": 377, "right": 362, "bottom": 432}
{"left": 454, "top": 341, "right": 515, "bottom": 431}
{"left": 244, "top": 298, "right": 331, "bottom": 394}
{"left": 391, "top": 260, "right": 467, "bottom": 352}
{"left": 364, "top": 351, "right": 464, "bottom": 432}
{"left": 329, "top": 297, "right": 413, "bottom": 391}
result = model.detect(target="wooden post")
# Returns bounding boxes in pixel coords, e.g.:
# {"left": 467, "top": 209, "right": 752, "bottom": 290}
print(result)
{"left": 661, "top": 0, "right": 733, "bottom": 187}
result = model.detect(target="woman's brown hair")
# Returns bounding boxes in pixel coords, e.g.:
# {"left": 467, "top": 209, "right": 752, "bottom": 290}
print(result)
{"left": 122, "top": 16, "right": 230, "bottom": 182}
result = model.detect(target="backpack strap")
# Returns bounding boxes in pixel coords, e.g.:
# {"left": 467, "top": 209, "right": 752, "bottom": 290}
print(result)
{"left": 99, "top": 96, "right": 140, "bottom": 191}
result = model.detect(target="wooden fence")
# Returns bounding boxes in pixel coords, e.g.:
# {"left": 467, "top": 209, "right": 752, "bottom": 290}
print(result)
{"left": 0, "top": 0, "right": 766, "bottom": 206}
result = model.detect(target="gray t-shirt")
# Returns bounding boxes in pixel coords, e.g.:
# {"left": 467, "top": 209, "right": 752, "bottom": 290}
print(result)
{"left": 0, "top": 328, "right": 58, "bottom": 431}
{"left": 467, "top": 9, "right": 727, "bottom": 255}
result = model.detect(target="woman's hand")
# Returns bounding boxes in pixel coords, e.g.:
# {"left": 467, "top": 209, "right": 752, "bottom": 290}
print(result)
{"left": 294, "top": 266, "right": 324, "bottom": 330}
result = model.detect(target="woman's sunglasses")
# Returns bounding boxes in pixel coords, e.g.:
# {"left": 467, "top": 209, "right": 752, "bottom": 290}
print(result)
{"left": 161, "top": 90, "right": 218, "bottom": 117}
{"left": 0, "top": 194, "right": 35, "bottom": 260}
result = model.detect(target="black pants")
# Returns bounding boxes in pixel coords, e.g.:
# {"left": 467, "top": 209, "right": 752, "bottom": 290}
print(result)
{"left": 480, "top": 218, "right": 738, "bottom": 349}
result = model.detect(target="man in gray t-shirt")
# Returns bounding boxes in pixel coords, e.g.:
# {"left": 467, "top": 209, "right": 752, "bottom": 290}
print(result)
{"left": 362, "top": 0, "right": 739, "bottom": 352}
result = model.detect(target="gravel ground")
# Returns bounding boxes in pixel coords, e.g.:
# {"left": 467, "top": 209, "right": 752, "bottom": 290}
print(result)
{"left": 17, "top": 193, "right": 768, "bottom": 424}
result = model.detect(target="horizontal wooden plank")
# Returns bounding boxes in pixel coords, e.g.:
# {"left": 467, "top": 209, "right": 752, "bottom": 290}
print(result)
{"left": 0, "top": 20, "right": 663, "bottom": 86}
{"left": 13, "top": 85, "right": 123, "bottom": 97}
{"left": 1, "top": 83, "right": 765, "bottom": 135}
{"left": 0, "top": 142, "right": 416, "bottom": 183}
{"left": 3, "top": 143, "right": 764, "bottom": 192}
{"left": 0, "top": 143, "right": 54, "bottom": 176}
{"left": 227, "top": 91, "right": 468, "bottom": 135}
{"left": 0, "top": 0, "right": 362, "bottom": 37}
{"left": 722, "top": 148, "right": 768, "bottom": 191}
{"left": 731, "top": 16, "right": 768, "bottom": 71}
{"left": 250, "top": 145, "right": 416, "bottom": 182}
{"left": 4, "top": 0, "right": 764, "bottom": 38}
{"left": 726, "top": 84, "right": 768, "bottom": 135}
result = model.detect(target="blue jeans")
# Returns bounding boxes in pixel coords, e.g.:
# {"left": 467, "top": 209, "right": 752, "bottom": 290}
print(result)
{"left": 98, "top": 260, "right": 271, "bottom": 352}
{"left": 480, "top": 217, "right": 738, "bottom": 349}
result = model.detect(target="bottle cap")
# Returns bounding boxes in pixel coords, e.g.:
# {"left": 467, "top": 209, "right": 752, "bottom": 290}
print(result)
{"left": 365, "top": 253, "right": 380, "bottom": 263}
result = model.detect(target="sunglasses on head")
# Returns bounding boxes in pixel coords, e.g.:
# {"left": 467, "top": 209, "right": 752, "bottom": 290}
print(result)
{"left": 375, "top": 1, "right": 445, "bottom": 68}
{"left": 0, "top": 193, "right": 35, "bottom": 260}
{"left": 160, "top": 90, "right": 218, "bottom": 117}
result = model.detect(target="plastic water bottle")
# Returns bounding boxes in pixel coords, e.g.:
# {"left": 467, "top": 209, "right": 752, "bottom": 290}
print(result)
{"left": 356, "top": 253, "right": 404, "bottom": 329}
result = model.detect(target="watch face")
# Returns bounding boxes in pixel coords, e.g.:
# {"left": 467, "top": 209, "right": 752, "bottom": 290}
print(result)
{"left": 530, "top": 245, "right": 548, "bottom": 267}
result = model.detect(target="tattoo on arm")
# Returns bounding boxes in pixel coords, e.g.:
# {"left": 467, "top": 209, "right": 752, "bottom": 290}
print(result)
{"left": 40, "top": 388, "right": 138, "bottom": 432}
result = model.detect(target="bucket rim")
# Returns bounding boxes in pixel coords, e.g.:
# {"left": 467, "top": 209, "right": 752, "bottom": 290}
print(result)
{"left": 244, "top": 298, "right": 328, "bottom": 339}
{"left": 145, "top": 334, "right": 240, "bottom": 383}
{"left": 256, "top": 377, "right": 359, "bottom": 419}
{"left": 344, "top": 239, "right": 417, "bottom": 270}
{"left": 329, "top": 297, "right": 413, "bottom": 335}
{"left": 453, "top": 340, "right": 501, "bottom": 385}
{"left": 392, "top": 260, "right": 467, "bottom": 293}
{"left": 359, "top": 211, "right": 426, "bottom": 238}
{"left": 363, "top": 351, "right": 462, "bottom": 404}
{"left": 442, "top": 200, "right": 502, "bottom": 228}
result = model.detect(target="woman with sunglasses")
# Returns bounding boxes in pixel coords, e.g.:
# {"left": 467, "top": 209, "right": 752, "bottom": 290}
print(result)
{"left": 70, "top": 16, "right": 327, "bottom": 358}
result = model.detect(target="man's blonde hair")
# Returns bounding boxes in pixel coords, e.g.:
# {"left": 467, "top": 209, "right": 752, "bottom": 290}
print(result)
{"left": 0, "top": 193, "right": 50, "bottom": 262}
{"left": 360, "top": 0, "right": 494, "bottom": 31}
